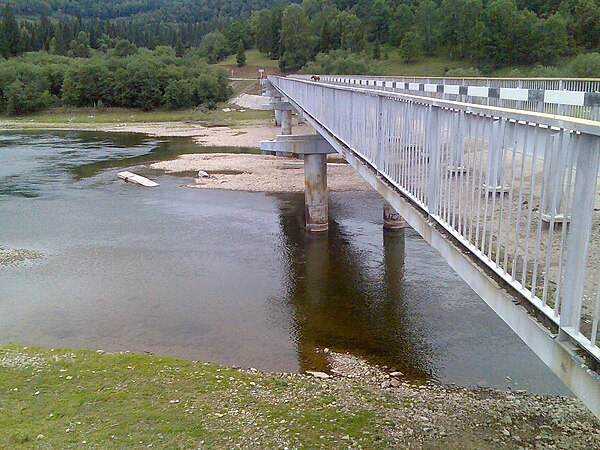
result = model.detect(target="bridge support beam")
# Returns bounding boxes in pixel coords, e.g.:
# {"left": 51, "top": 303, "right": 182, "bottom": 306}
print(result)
{"left": 304, "top": 153, "right": 328, "bottom": 232}
{"left": 383, "top": 201, "right": 406, "bottom": 230}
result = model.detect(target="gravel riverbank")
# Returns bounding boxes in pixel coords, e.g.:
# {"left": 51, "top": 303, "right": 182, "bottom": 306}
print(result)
{"left": 0, "top": 247, "right": 43, "bottom": 266}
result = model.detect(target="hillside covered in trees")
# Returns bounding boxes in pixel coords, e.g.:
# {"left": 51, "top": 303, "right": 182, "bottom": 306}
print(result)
{"left": 0, "top": 0, "right": 598, "bottom": 115}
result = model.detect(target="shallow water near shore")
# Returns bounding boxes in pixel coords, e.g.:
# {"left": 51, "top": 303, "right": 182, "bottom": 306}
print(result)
{"left": 0, "top": 130, "right": 569, "bottom": 395}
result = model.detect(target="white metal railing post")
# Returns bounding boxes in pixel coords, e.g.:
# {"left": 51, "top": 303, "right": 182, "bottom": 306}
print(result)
{"left": 560, "top": 133, "right": 600, "bottom": 335}
{"left": 427, "top": 106, "right": 441, "bottom": 216}
{"left": 541, "top": 131, "right": 570, "bottom": 222}
{"left": 485, "top": 119, "right": 506, "bottom": 190}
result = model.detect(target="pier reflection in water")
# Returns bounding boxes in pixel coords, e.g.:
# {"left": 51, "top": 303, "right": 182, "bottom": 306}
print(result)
{"left": 274, "top": 193, "right": 433, "bottom": 380}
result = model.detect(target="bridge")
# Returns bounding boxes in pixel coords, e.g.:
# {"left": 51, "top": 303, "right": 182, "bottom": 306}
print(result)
{"left": 260, "top": 75, "right": 600, "bottom": 418}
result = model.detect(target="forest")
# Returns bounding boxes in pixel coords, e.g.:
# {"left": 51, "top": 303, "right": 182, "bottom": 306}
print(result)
{"left": 0, "top": 0, "right": 599, "bottom": 115}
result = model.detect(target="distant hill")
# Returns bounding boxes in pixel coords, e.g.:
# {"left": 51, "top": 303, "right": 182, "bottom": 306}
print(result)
{"left": 1, "top": 0, "right": 295, "bottom": 21}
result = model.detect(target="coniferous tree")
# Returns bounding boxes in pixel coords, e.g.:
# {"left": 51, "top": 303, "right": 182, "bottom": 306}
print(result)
{"left": 1, "top": 4, "right": 21, "bottom": 58}
{"left": 236, "top": 39, "right": 246, "bottom": 67}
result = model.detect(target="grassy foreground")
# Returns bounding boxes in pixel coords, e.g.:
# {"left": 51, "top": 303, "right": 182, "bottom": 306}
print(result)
{"left": 0, "top": 345, "right": 383, "bottom": 449}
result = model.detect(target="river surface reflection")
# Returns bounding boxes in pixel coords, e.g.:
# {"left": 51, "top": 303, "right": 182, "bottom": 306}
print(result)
{"left": 0, "top": 131, "right": 569, "bottom": 395}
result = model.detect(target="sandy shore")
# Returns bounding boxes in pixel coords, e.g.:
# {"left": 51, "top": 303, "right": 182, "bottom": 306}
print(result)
{"left": 151, "top": 153, "right": 371, "bottom": 193}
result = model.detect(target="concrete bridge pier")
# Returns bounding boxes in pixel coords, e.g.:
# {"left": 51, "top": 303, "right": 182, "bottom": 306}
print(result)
{"left": 273, "top": 94, "right": 282, "bottom": 126}
{"left": 304, "top": 153, "right": 328, "bottom": 232}
{"left": 260, "top": 135, "right": 336, "bottom": 232}
{"left": 273, "top": 102, "right": 295, "bottom": 157}
{"left": 281, "top": 109, "right": 293, "bottom": 135}
{"left": 383, "top": 201, "right": 406, "bottom": 230}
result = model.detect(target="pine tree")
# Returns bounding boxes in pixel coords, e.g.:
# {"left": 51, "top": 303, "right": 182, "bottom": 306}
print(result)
{"left": 175, "top": 37, "right": 185, "bottom": 57}
{"left": 372, "top": 41, "right": 381, "bottom": 60}
{"left": 1, "top": 5, "right": 21, "bottom": 58}
{"left": 236, "top": 39, "right": 246, "bottom": 67}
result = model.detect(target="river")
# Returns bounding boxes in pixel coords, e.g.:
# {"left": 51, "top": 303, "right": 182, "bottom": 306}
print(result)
{"left": 0, "top": 130, "right": 569, "bottom": 395}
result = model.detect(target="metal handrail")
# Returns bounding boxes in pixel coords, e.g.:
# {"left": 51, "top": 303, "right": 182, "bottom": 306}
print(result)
{"left": 299, "top": 75, "right": 600, "bottom": 120}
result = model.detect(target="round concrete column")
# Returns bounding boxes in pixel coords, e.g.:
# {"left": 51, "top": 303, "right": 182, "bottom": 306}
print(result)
{"left": 281, "top": 110, "right": 292, "bottom": 135}
{"left": 273, "top": 95, "right": 282, "bottom": 126}
{"left": 383, "top": 201, "right": 406, "bottom": 230}
{"left": 304, "top": 153, "right": 328, "bottom": 232}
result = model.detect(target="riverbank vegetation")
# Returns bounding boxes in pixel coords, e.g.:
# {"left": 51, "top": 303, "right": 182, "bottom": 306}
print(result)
{"left": 0, "top": 0, "right": 600, "bottom": 115}
{"left": 1, "top": 345, "right": 597, "bottom": 448}
{"left": 0, "top": 48, "right": 231, "bottom": 116}
{"left": 0, "top": 0, "right": 598, "bottom": 116}
{"left": 1, "top": 0, "right": 599, "bottom": 76}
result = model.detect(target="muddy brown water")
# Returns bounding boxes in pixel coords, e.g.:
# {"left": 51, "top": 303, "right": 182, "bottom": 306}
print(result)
{"left": 0, "top": 131, "right": 569, "bottom": 395}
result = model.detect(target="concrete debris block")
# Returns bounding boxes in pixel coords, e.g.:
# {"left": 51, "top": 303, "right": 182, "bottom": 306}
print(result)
{"left": 305, "top": 371, "right": 331, "bottom": 379}
{"left": 197, "top": 170, "right": 210, "bottom": 178}
{"left": 222, "top": 108, "right": 232, "bottom": 112}
{"left": 390, "top": 371, "right": 404, "bottom": 378}
{"left": 117, "top": 171, "right": 159, "bottom": 187}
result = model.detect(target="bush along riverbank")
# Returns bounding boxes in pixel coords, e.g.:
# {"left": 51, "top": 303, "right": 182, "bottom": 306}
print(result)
{"left": 0, "top": 345, "right": 598, "bottom": 448}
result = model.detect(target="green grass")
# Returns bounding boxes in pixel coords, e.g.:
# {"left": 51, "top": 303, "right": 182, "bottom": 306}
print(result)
{"left": 0, "top": 345, "right": 386, "bottom": 449}
{"left": 377, "top": 52, "right": 478, "bottom": 77}
{"left": 2, "top": 105, "right": 272, "bottom": 126}
{"left": 218, "top": 49, "right": 279, "bottom": 68}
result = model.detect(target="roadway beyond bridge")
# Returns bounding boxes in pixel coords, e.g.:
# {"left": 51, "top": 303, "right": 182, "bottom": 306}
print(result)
{"left": 260, "top": 75, "right": 600, "bottom": 418}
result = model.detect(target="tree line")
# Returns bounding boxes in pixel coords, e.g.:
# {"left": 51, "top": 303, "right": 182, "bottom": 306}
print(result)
{"left": 2, "top": 0, "right": 600, "bottom": 73}
{"left": 248, "top": 0, "right": 598, "bottom": 72}
{"left": 0, "top": 47, "right": 230, "bottom": 115}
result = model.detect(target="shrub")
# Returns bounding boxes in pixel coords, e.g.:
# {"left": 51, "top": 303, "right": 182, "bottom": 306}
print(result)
{"left": 571, "top": 53, "right": 600, "bottom": 77}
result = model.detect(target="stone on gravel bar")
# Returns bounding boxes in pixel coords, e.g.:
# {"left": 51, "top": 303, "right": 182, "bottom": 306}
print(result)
{"left": 305, "top": 371, "right": 331, "bottom": 379}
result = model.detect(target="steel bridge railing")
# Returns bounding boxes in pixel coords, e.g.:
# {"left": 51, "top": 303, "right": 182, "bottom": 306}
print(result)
{"left": 270, "top": 76, "right": 600, "bottom": 367}
{"left": 300, "top": 75, "right": 600, "bottom": 121}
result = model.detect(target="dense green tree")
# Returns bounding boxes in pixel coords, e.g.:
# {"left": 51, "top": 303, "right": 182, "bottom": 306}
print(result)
{"left": 568, "top": 0, "right": 600, "bottom": 49}
{"left": 112, "top": 39, "right": 137, "bottom": 57}
{"left": 571, "top": 52, "right": 600, "bottom": 77}
{"left": 236, "top": 39, "right": 246, "bottom": 67}
{"left": 175, "top": 38, "right": 185, "bottom": 57}
{"left": 440, "top": 0, "right": 484, "bottom": 59}
{"left": 399, "top": 31, "right": 421, "bottom": 63}
{"left": 163, "top": 79, "right": 192, "bottom": 109}
{"left": 224, "top": 20, "right": 251, "bottom": 54}
{"left": 200, "top": 31, "right": 227, "bottom": 63}
{"left": 389, "top": 4, "right": 413, "bottom": 47}
{"left": 364, "top": 0, "right": 391, "bottom": 44}
{"left": 483, "top": 0, "right": 538, "bottom": 68}
{"left": 372, "top": 41, "right": 381, "bottom": 60}
{"left": 279, "top": 4, "right": 311, "bottom": 71}
{"left": 1, "top": 5, "right": 21, "bottom": 58}
{"left": 70, "top": 31, "right": 91, "bottom": 57}
{"left": 535, "top": 13, "right": 569, "bottom": 64}
{"left": 414, "top": 1, "right": 440, "bottom": 56}
{"left": 336, "top": 10, "right": 363, "bottom": 52}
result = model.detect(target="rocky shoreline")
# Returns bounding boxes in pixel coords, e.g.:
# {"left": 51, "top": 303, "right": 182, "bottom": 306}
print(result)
{"left": 318, "top": 351, "right": 599, "bottom": 448}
